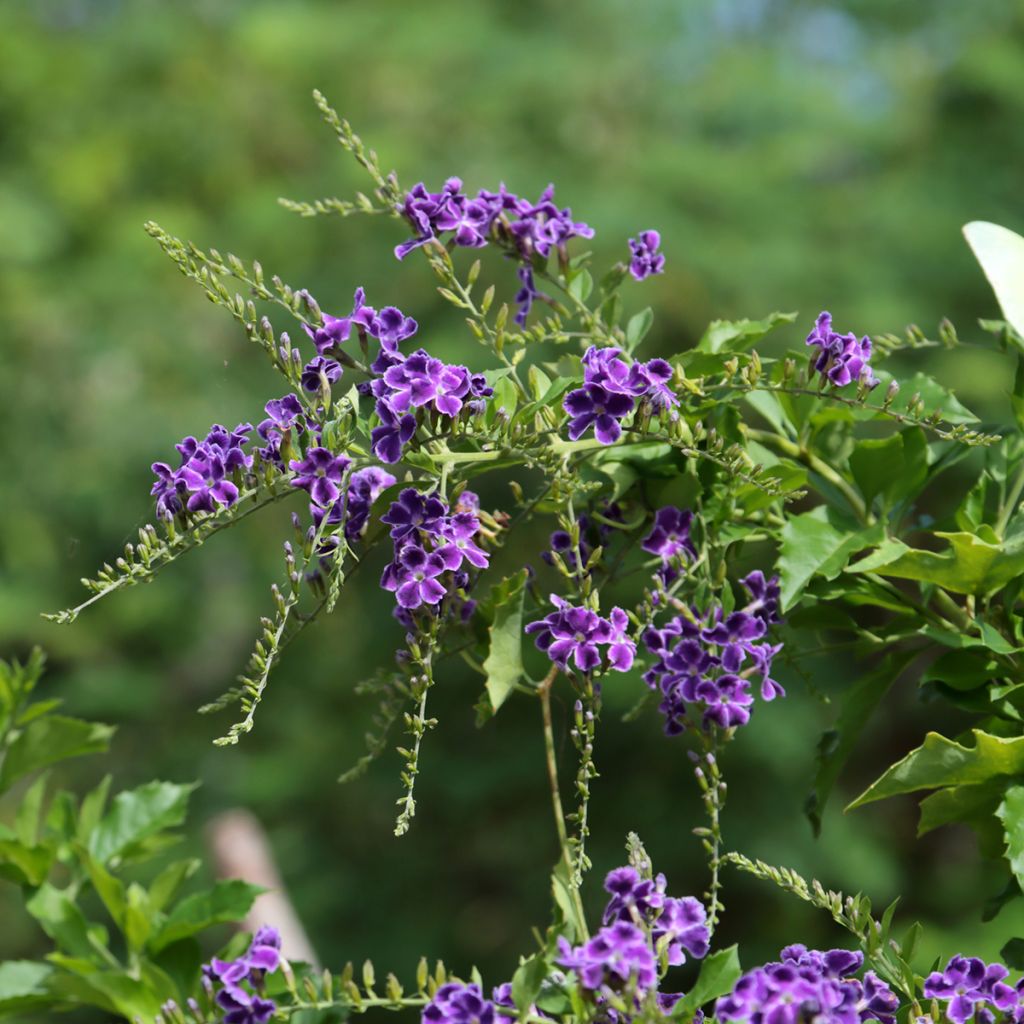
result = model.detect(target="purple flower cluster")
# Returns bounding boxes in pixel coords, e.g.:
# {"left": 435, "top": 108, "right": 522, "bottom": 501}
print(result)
{"left": 628, "top": 231, "right": 665, "bottom": 282}
{"left": 526, "top": 597, "right": 636, "bottom": 674}
{"left": 423, "top": 982, "right": 497, "bottom": 1024}
{"left": 557, "top": 865, "right": 708, "bottom": 1005}
{"left": 643, "top": 571, "right": 783, "bottom": 733}
{"left": 396, "top": 178, "right": 594, "bottom": 325}
{"left": 924, "top": 955, "right": 1024, "bottom": 1024}
{"left": 202, "top": 925, "right": 282, "bottom": 1024}
{"left": 367, "top": 349, "right": 493, "bottom": 465}
{"left": 805, "top": 312, "right": 878, "bottom": 390}
{"left": 563, "top": 346, "right": 677, "bottom": 445}
{"left": 642, "top": 506, "right": 697, "bottom": 585}
{"left": 602, "top": 866, "right": 709, "bottom": 967}
{"left": 716, "top": 944, "right": 899, "bottom": 1024}
{"left": 380, "top": 488, "right": 489, "bottom": 614}
{"left": 396, "top": 178, "right": 594, "bottom": 264}
{"left": 151, "top": 421, "right": 255, "bottom": 519}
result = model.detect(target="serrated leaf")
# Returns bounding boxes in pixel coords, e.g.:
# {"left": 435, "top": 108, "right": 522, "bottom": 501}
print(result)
{"left": 778, "top": 508, "right": 885, "bottom": 612}
{"left": 997, "top": 785, "right": 1024, "bottom": 893}
{"left": 849, "top": 730, "right": 1024, "bottom": 810}
{"left": 694, "top": 311, "right": 796, "bottom": 355}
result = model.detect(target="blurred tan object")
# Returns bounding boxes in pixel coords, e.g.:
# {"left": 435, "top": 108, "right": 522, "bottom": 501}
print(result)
{"left": 206, "top": 809, "right": 320, "bottom": 969}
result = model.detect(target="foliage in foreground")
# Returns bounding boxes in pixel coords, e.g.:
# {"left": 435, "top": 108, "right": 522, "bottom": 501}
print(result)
{"left": 7, "top": 92, "right": 1024, "bottom": 1022}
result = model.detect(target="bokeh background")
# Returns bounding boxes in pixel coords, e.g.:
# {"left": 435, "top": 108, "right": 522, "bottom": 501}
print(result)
{"left": 4, "top": 0, "right": 1024, "bottom": 1006}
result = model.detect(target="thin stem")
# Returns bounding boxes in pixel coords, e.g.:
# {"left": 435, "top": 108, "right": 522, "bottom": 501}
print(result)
{"left": 997, "top": 460, "right": 1024, "bottom": 537}
{"left": 538, "top": 666, "right": 590, "bottom": 940}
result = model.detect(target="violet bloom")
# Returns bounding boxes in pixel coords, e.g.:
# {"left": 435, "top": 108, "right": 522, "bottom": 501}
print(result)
{"left": 423, "top": 982, "right": 496, "bottom": 1024}
{"left": 150, "top": 461, "right": 184, "bottom": 519}
{"left": 604, "top": 607, "right": 636, "bottom": 672}
{"left": 557, "top": 922, "right": 657, "bottom": 998}
{"left": 655, "top": 896, "right": 710, "bottom": 965}
{"left": 541, "top": 603, "right": 607, "bottom": 672}
{"left": 628, "top": 230, "right": 665, "bottom": 281}
{"left": 437, "top": 512, "right": 490, "bottom": 571}
{"left": 924, "top": 956, "right": 1015, "bottom": 1024}
{"left": 696, "top": 674, "right": 754, "bottom": 729}
{"left": 302, "top": 287, "right": 376, "bottom": 355}
{"left": 205, "top": 422, "right": 254, "bottom": 471}
{"left": 371, "top": 400, "right": 417, "bottom": 464}
{"left": 289, "top": 447, "right": 351, "bottom": 507}
{"left": 395, "top": 178, "right": 468, "bottom": 260}
{"left": 563, "top": 383, "right": 635, "bottom": 444}
{"left": 642, "top": 507, "right": 697, "bottom": 563}
{"left": 805, "top": 311, "right": 878, "bottom": 390}
{"left": 178, "top": 451, "right": 239, "bottom": 513}
{"left": 301, "top": 355, "right": 343, "bottom": 394}
{"left": 383, "top": 350, "right": 472, "bottom": 417}
{"left": 384, "top": 544, "right": 448, "bottom": 609}
{"left": 344, "top": 466, "right": 396, "bottom": 542}
{"left": 741, "top": 570, "right": 782, "bottom": 625}
{"left": 602, "top": 866, "right": 666, "bottom": 924}
{"left": 381, "top": 488, "right": 447, "bottom": 542}
{"left": 514, "top": 266, "right": 544, "bottom": 326}
{"left": 371, "top": 305, "right": 419, "bottom": 352}
{"left": 257, "top": 394, "right": 304, "bottom": 462}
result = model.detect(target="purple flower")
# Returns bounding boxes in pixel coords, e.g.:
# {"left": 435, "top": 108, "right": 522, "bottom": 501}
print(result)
{"left": 151, "top": 461, "right": 184, "bottom": 519}
{"left": 564, "top": 383, "right": 635, "bottom": 444}
{"left": 201, "top": 925, "right": 282, "bottom": 1024}
{"left": 642, "top": 507, "right": 697, "bottom": 563}
{"left": 302, "top": 287, "right": 376, "bottom": 355}
{"left": 655, "top": 896, "right": 710, "bottom": 966}
{"left": 423, "top": 982, "right": 495, "bottom": 1024}
{"left": 805, "top": 311, "right": 878, "bottom": 390}
{"left": 924, "top": 956, "right": 1016, "bottom": 1024}
{"left": 514, "top": 266, "right": 545, "bottom": 326}
{"left": 343, "top": 466, "right": 397, "bottom": 542}
{"left": 382, "top": 543, "right": 448, "bottom": 609}
{"left": 525, "top": 598, "right": 634, "bottom": 675}
{"left": 382, "top": 488, "right": 447, "bottom": 542}
{"left": 717, "top": 946, "right": 900, "bottom": 1024}
{"left": 257, "top": 394, "right": 304, "bottom": 463}
{"left": 371, "top": 305, "right": 419, "bottom": 351}
{"left": 383, "top": 350, "right": 472, "bottom": 417}
{"left": 178, "top": 451, "right": 239, "bottom": 514}
{"left": 557, "top": 922, "right": 657, "bottom": 998}
{"left": 371, "top": 400, "right": 417, "bottom": 464}
{"left": 628, "top": 230, "right": 665, "bottom": 281}
{"left": 301, "top": 355, "right": 343, "bottom": 393}
{"left": 695, "top": 674, "right": 753, "bottom": 729}
{"left": 289, "top": 447, "right": 351, "bottom": 507}
{"left": 741, "top": 570, "right": 782, "bottom": 625}
{"left": 437, "top": 512, "right": 490, "bottom": 571}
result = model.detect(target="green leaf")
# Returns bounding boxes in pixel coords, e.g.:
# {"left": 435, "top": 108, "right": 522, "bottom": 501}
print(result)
{"left": 76, "top": 775, "right": 112, "bottom": 846}
{"left": 124, "top": 883, "right": 155, "bottom": 953}
{"left": 0, "top": 716, "right": 114, "bottom": 791}
{"left": 0, "top": 838, "right": 54, "bottom": 887}
{"left": 860, "top": 530, "right": 1024, "bottom": 596}
{"left": 963, "top": 221, "right": 1024, "bottom": 339}
{"left": 568, "top": 269, "right": 593, "bottom": 302}
{"left": 148, "top": 858, "right": 200, "bottom": 913}
{"left": 149, "top": 879, "right": 263, "bottom": 952}
{"left": 848, "top": 730, "right": 1024, "bottom": 810}
{"left": 0, "top": 960, "right": 55, "bottom": 1012}
{"left": 778, "top": 508, "right": 885, "bottom": 612}
{"left": 511, "top": 954, "right": 548, "bottom": 1016}
{"left": 625, "top": 307, "right": 654, "bottom": 352}
{"left": 997, "top": 785, "right": 1024, "bottom": 893}
{"left": 674, "top": 945, "right": 742, "bottom": 1017}
{"left": 808, "top": 653, "right": 915, "bottom": 833}
{"left": 918, "top": 779, "right": 1006, "bottom": 836}
{"left": 15, "top": 772, "right": 50, "bottom": 846}
{"left": 1002, "top": 939, "right": 1024, "bottom": 971}
{"left": 694, "top": 311, "right": 796, "bottom": 354}
{"left": 88, "top": 780, "right": 196, "bottom": 866}
{"left": 481, "top": 570, "right": 530, "bottom": 715}
{"left": 77, "top": 846, "right": 126, "bottom": 927}
{"left": 849, "top": 429, "right": 928, "bottom": 512}
{"left": 25, "top": 883, "right": 98, "bottom": 960}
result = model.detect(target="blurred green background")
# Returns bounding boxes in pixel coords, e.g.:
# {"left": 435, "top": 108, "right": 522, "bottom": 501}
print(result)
{"left": 4, "top": 0, "right": 1024, "bottom": 1003}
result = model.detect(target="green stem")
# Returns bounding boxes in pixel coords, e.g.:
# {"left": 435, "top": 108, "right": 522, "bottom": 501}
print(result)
{"left": 996, "top": 460, "right": 1024, "bottom": 537}
{"left": 538, "top": 666, "right": 590, "bottom": 940}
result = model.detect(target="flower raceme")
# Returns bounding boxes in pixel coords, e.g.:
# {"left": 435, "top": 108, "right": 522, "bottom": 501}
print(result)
{"left": 202, "top": 925, "right": 282, "bottom": 1024}
{"left": 924, "top": 955, "right": 1024, "bottom": 1024}
{"left": 716, "top": 944, "right": 899, "bottom": 1024}
{"left": 805, "top": 311, "right": 878, "bottom": 390}
{"left": 563, "top": 346, "right": 678, "bottom": 445}
{"left": 643, "top": 569, "right": 784, "bottom": 733}
{"left": 526, "top": 597, "right": 636, "bottom": 674}
{"left": 380, "top": 488, "right": 491, "bottom": 615}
